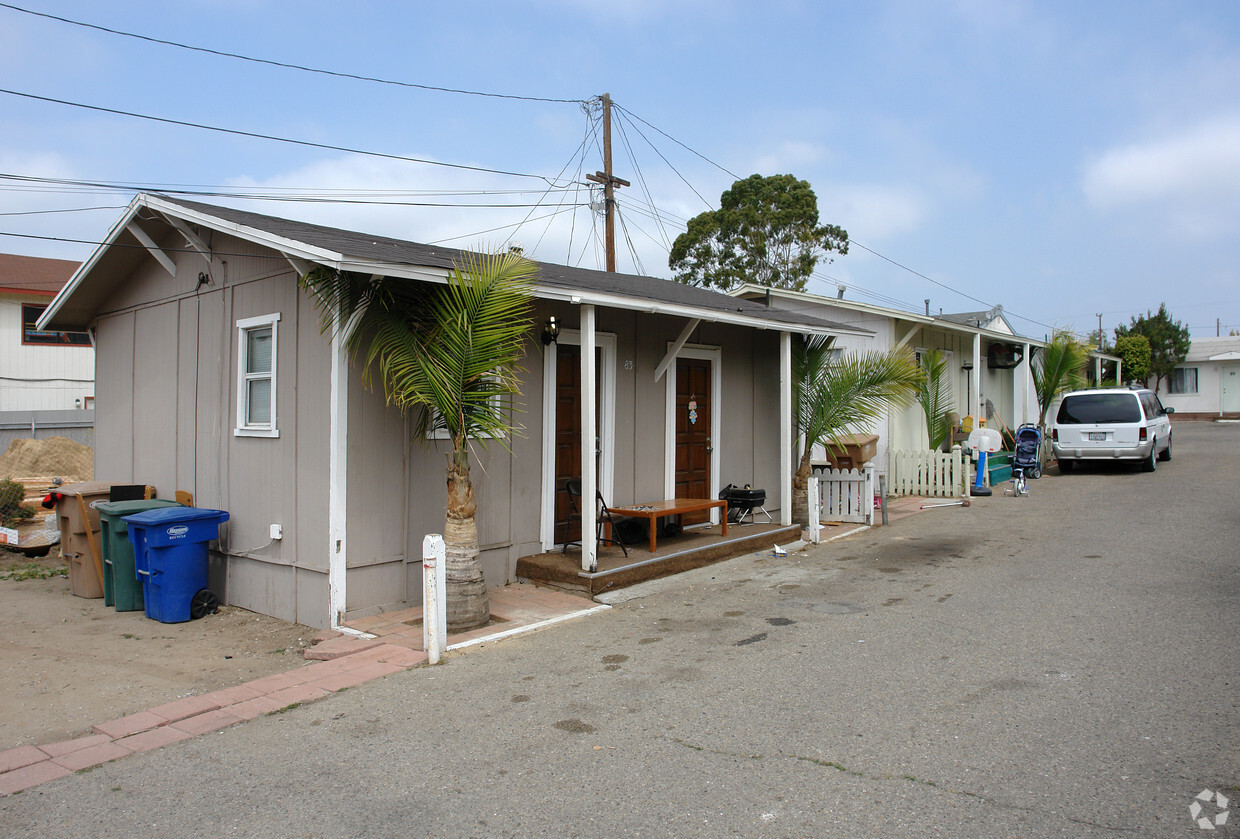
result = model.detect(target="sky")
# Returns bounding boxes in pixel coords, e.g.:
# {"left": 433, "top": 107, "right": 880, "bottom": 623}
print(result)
{"left": 2, "top": 0, "right": 1238, "bottom": 340}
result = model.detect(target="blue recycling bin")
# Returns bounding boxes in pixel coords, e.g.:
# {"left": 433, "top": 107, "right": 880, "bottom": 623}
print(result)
{"left": 123, "top": 506, "right": 229, "bottom": 623}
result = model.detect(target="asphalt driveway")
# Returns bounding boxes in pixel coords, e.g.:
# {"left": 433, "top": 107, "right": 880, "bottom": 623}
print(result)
{"left": 2, "top": 421, "right": 1237, "bottom": 838}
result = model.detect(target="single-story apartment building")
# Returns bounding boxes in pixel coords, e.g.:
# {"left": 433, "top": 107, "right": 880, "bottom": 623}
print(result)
{"left": 39, "top": 194, "right": 867, "bottom": 629}
{"left": 1156, "top": 336, "right": 1240, "bottom": 419}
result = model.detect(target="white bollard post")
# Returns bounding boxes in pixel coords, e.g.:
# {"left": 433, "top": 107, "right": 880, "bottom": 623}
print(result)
{"left": 422, "top": 534, "right": 447, "bottom": 664}
{"left": 807, "top": 476, "right": 821, "bottom": 544}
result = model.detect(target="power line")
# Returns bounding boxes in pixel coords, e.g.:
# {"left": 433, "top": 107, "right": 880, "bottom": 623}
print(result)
{"left": 0, "top": 88, "right": 577, "bottom": 185}
{"left": 0, "top": 205, "right": 126, "bottom": 217}
{"left": 613, "top": 107, "right": 714, "bottom": 211}
{"left": 612, "top": 103, "right": 741, "bottom": 182}
{"left": 0, "top": 2, "right": 585, "bottom": 105}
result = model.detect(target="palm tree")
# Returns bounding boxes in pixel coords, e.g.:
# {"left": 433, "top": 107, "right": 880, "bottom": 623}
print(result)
{"left": 792, "top": 337, "right": 921, "bottom": 523}
{"left": 1032, "top": 329, "right": 1089, "bottom": 428}
{"left": 300, "top": 250, "right": 536, "bottom": 632}
{"left": 916, "top": 349, "right": 954, "bottom": 452}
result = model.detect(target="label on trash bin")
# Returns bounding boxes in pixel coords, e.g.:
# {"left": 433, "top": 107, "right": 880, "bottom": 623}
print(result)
{"left": 166, "top": 525, "right": 190, "bottom": 539}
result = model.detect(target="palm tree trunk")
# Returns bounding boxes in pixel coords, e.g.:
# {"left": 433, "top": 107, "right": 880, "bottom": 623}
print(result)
{"left": 444, "top": 461, "right": 490, "bottom": 632}
{"left": 789, "top": 451, "right": 814, "bottom": 526}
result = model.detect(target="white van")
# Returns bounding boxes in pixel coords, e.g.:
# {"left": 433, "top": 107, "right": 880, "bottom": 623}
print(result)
{"left": 1051, "top": 388, "right": 1174, "bottom": 473}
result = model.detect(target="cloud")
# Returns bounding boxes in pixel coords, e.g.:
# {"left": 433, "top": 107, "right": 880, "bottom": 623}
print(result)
{"left": 1082, "top": 117, "right": 1240, "bottom": 238}
{"left": 823, "top": 183, "right": 926, "bottom": 241}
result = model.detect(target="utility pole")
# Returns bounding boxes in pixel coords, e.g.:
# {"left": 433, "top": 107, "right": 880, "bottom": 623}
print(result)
{"left": 585, "top": 93, "right": 630, "bottom": 273}
{"left": 1097, "top": 313, "right": 1103, "bottom": 350}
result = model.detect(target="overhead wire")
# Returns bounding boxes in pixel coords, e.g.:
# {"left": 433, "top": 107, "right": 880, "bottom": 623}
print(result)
{"left": 504, "top": 107, "right": 597, "bottom": 256}
{"left": 612, "top": 113, "right": 672, "bottom": 251}
{"left": 612, "top": 107, "right": 714, "bottom": 211}
{"left": 612, "top": 103, "right": 741, "bottom": 182}
{"left": 0, "top": 88, "right": 579, "bottom": 185}
{"left": 0, "top": 205, "right": 127, "bottom": 216}
{"left": 0, "top": 2, "right": 585, "bottom": 105}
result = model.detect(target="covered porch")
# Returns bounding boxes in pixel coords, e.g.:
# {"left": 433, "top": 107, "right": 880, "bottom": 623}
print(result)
{"left": 517, "top": 520, "right": 802, "bottom": 597}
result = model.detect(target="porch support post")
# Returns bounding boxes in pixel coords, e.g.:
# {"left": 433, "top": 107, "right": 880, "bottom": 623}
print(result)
{"left": 1117, "top": 357, "right": 1123, "bottom": 386}
{"left": 1021, "top": 342, "right": 1032, "bottom": 424}
{"left": 971, "top": 332, "right": 982, "bottom": 423}
{"left": 1095, "top": 355, "right": 1102, "bottom": 386}
{"left": 780, "top": 330, "right": 792, "bottom": 527}
{"left": 328, "top": 328, "right": 349, "bottom": 629}
{"left": 581, "top": 304, "right": 598, "bottom": 572}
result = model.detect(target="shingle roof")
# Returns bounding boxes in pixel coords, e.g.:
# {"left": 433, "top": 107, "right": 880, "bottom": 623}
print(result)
{"left": 156, "top": 197, "right": 867, "bottom": 336}
{"left": 0, "top": 252, "right": 80, "bottom": 295}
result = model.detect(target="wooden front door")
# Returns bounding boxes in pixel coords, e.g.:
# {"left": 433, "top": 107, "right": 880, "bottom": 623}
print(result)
{"left": 553, "top": 345, "right": 601, "bottom": 544}
{"left": 675, "top": 357, "right": 712, "bottom": 524}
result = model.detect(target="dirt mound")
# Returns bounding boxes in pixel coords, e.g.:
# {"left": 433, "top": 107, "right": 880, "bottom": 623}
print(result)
{"left": 0, "top": 436, "right": 94, "bottom": 481}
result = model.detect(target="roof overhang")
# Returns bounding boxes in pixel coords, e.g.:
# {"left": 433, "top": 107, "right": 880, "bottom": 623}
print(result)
{"left": 42, "top": 196, "right": 859, "bottom": 338}
{"left": 1208, "top": 351, "right": 1240, "bottom": 361}
{"left": 730, "top": 283, "right": 1043, "bottom": 347}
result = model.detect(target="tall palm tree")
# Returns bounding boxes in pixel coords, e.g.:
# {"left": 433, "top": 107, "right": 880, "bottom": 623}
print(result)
{"left": 300, "top": 250, "right": 536, "bottom": 632}
{"left": 792, "top": 337, "right": 921, "bottom": 523}
{"left": 916, "top": 349, "right": 955, "bottom": 452}
{"left": 1032, "top": 329, "right": 1089, "bottom": 428}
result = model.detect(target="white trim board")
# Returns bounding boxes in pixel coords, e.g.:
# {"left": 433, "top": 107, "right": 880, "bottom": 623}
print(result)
{"left": 663, "top": 343, "right": 722, "bottom": 525}
{"left": 539, "top": 330, "right": 618, "bottom": 552}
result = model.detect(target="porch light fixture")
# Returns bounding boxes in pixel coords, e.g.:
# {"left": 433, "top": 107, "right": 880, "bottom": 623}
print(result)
{"left": 541, "top": 316, "right": 560, "bottom": 346}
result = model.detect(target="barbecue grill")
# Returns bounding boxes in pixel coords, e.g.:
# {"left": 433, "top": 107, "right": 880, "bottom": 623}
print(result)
{"left": 719, "top": 484, "right": 772, "bottom": 525}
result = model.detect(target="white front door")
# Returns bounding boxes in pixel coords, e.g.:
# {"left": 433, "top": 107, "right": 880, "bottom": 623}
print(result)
{"left": 1223, "top": 365, "right": 1240, "bottom": 413}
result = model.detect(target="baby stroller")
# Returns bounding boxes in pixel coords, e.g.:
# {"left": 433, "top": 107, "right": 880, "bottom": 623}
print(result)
{"left": 1006, "top": 423, "right": 1042, "bottom": 497}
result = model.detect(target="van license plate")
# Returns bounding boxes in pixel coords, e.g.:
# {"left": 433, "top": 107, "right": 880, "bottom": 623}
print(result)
{"left": 1088, "top": 432, "right": 1107, "bottom": 441}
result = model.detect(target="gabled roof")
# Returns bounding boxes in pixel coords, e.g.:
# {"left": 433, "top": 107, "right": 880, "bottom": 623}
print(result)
{"left": 41, "top": 194, "right": 868, "bottom": 338}
{"left": 0, "top": 252, "right": 80, "bottom": 296}
{"left": 729, "top": 283, "right": 1041, "bottom": 346}
{"left": 936, "top": 306, "right": 1019, "bottom": 337}
{"left": 1184, "top": 336, "right": 1240, "bottom": 362}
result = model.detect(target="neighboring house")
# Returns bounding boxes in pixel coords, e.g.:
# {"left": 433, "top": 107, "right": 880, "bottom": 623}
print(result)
{"left": 1154, "top": 336, "right": 1240, "bottom": 419}
{"left": 39, "top": 194, "right": 866, "bottom": 629}
{"left": 730, "top": 286, "right": 1044, "bottom": 472}
{"left": 0, "top": 252, "right": 93, "bottom": 411}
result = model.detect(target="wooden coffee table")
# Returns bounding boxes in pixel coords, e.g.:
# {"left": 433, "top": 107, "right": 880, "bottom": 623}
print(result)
{"left": 607, "top": 498, "right": 728, "bottom": 553}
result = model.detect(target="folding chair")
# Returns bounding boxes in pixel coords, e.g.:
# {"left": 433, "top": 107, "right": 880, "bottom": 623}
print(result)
{"left": 561, "top": 479, "right": 628, "bottom": 557}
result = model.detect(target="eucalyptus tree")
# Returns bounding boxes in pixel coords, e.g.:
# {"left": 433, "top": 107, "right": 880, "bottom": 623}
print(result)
{"left": 670, "top": 174, "right": 848, "bottom": 292}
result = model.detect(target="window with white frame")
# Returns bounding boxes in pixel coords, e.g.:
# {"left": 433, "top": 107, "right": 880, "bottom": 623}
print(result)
{"left": 1169, "top": 367, "right": 1198, "bottom": 395}
{"left": 234, "top": 313, "right": 280, "bottom": 437}
{"left": 426, "top": 375, "right": 505, "bottom": 440}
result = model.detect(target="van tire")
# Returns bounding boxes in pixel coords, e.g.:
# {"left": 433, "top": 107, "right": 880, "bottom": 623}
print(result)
{"left": 1142, "top": 443, "right": 1157, "bottom": 472}
{"left": 1158, "top": 434, "right": 1172, "bottom": 462}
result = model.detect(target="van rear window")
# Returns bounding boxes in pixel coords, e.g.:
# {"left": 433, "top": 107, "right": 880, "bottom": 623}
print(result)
{"left": 1057, "top": 394, "right": 1142, "bottom": 424}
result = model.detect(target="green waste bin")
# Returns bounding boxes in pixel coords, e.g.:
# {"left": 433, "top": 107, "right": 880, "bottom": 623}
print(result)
{"left": 95, "top": 500, "right": 182, "bottom": 611}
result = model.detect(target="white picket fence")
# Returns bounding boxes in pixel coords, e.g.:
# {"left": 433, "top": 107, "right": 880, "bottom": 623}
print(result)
{"left": 889, "top": 446, "right": 966, "bottom": 498}
{"left": 807, "top": 463, "right": 875, "bottom": 542}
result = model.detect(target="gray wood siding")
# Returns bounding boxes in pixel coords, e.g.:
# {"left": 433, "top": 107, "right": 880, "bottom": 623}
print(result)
{"left": 93, "top": 310, "right": 135, "bottom": 481}
{"left": 89, "top": 228, "right": 333, "bottom": 627}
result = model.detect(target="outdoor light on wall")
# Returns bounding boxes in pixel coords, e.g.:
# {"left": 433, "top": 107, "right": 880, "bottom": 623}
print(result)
{"left": 541, "top": 316, "right": 560, "bottom": 346}
{"left": 962, "top": 361, "right": 975, "bottom": 418}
